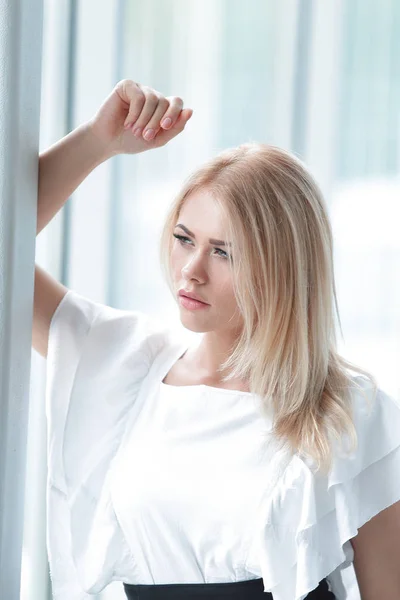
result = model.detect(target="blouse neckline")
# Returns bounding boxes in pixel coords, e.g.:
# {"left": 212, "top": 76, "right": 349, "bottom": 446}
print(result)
{"left": 159, "top": 339, "right": 256, "bottom": 398}
{"left": 160, "top": 380, "right": 255, "bottom": 397}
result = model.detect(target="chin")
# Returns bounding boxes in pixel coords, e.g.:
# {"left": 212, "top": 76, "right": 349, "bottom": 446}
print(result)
{"left": 178, "top": 315, "right": 213, "bottom": 334}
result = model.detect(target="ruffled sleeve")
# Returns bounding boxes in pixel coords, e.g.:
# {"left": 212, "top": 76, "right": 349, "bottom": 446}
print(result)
{"left": 45, "top": 289, "right": 168, "bottom": 599}
{"left": 245, "top": 375, "right": 400, "bottom": 600}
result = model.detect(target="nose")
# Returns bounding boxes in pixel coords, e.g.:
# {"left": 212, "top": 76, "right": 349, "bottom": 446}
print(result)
{"left": 181, "top": 252, "right": 207, "bottom": 283}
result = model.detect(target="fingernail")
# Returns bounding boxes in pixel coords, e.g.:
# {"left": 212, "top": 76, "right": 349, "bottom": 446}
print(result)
{"left": 143, "top": 129, "right": 155, "bottom": 141}
{"left": 161, "top": 118, "right": 172, "bottom": 129}
{"left": 124, "top": 122, "right": 132, "bottom": 129}
{"left": 133, "top": 127, "right": 143, "bottom": 137}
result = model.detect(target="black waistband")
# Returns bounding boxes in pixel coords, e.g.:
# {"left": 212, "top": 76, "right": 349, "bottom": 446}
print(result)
{"left": 123, "top": 576, "right": 335, "bottom": 599}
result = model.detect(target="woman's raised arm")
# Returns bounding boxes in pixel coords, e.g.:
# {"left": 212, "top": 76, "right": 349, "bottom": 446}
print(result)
{"left": 33, "top": 79, "right": 193, "bottom": 358}
{"left": 36, "top": 78, "right": 193, "bottom": 236}
{"left": 36, "top": 122, "right": 110, "bottom": 235}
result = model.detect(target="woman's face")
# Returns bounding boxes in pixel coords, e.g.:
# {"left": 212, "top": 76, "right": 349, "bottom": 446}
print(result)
{"left": 171, "top": 189, "right": 242, "bottom": 335}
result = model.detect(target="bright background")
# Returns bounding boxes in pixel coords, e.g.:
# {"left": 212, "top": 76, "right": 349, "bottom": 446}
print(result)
{"left": 27, "top": 1, "right": 400, "bottom": 599}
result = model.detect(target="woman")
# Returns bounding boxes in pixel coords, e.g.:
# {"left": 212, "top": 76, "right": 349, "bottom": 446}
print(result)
{"left": 34, "top": 80, "right": 400, "bottom": 600}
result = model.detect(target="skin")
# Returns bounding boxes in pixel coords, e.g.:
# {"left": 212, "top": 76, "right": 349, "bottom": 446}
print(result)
{"left": 350, "top": 500, "right": 400, "bottom": 599}
{"left": 170, "top": 189, "right": 246, "bottom": 387}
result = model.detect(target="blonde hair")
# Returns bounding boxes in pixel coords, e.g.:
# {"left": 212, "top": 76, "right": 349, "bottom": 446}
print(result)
{"left": 159, "top": 142, "right": 377, "bottom": 475}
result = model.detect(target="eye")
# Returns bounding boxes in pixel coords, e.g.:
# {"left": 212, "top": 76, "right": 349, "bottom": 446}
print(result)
{"left": 173, "top": 234, "right": 230, "bottom": 260}
{"left": 173, "top": 233, "right": 191, "bottom": 246}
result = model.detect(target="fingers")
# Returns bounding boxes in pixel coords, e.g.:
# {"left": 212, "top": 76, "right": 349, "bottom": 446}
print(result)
{"left": 142, "top": 95, "right": 184, "bottom": 140}
{"left": 124, "top": 85, "right": 160, "bottom": 138}
{"left": 121, "top": 79, "right": 190, "bottom": 142}
{"left": 120, "top": 80, "right": 146, "bottom": 125}
{"left": 158, "top": 95, "right": 185, "bottom": 129}
{"left": 151, "top": 108, "right": 193, "bottom": 146}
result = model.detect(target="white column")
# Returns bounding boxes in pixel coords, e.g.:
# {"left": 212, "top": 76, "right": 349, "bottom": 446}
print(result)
{"left": 0, "top": 1, "right": 44, "bottom": 599}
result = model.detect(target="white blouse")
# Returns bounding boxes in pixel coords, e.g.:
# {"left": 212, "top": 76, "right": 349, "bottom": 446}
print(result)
{"left": 45, "top": 289, "right": 400, "bottom": 600}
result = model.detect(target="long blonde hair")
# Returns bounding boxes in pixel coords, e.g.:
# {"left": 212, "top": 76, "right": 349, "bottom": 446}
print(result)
{"left": 159, "top": 142, "right": 377, "bottom": 475}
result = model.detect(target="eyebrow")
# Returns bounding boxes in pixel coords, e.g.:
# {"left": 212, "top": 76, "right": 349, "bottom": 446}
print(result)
{"left": 175, "top": 224, "right": 232, "bottom": 247}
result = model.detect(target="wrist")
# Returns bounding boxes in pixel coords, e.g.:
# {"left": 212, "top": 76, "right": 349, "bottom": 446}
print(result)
{"left": 84, "top": 119, "right": 118, "bottom": 161}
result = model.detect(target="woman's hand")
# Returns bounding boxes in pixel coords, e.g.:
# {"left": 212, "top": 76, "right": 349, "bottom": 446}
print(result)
{"left": 88, "top": 79, "right": 193, "bottom": 157}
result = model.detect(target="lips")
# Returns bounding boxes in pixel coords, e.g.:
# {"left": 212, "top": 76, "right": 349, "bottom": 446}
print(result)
{"left": 178, "top": 290, "right": 209, "bottom": 304}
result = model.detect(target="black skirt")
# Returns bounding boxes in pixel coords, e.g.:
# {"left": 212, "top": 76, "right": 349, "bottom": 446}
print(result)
{"left": 123, "top": 576, "right": 335, "bottom": 599}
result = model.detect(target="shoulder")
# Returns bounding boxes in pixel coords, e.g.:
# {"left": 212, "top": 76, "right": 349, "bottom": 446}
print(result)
{"left": 327, "top": 373, "right": 400, "bottom": 484}
{"left": 247, "top": 375, "right": 400, "bottom": 600}
{"left": 49, "top": 288, "right": 180, "bottom": 371}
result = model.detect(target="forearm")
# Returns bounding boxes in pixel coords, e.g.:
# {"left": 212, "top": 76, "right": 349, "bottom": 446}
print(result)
{"left": 36, "top": 121, "right": 112, "bottom": 236}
